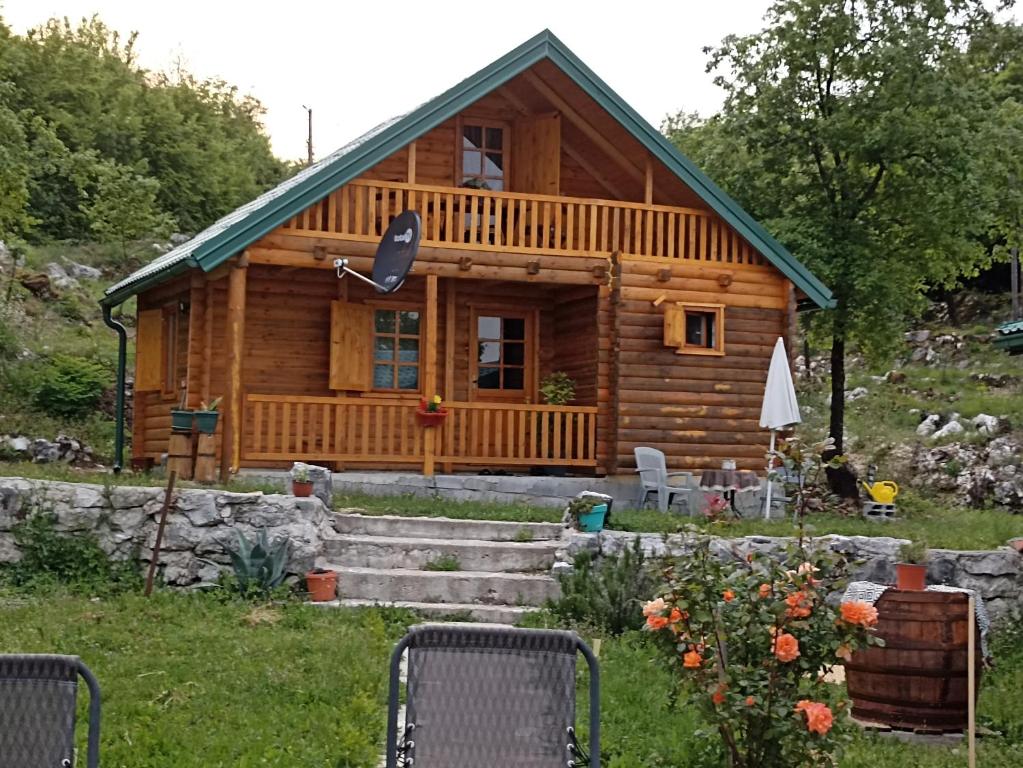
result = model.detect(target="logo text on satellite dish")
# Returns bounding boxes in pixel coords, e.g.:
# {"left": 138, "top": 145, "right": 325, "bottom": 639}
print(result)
{"left": 394, "top": 228, "right": 413, "bottom": 244}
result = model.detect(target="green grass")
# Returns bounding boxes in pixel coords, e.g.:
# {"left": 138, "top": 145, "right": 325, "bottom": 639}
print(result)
{"left": 0, "top": 590, "right": 414, "bottom": 767}
{"left": 422, "top": 554, "right": 461, "bottom": 571}
{"left": 0, "top": 461, "right": 282, "bottom": 494}
{"left": 333, "top": 491, "right": 564, "bottom": 523}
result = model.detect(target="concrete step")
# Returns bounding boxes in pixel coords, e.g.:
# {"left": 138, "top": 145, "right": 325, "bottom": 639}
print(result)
{"left": 321, "top": 533, "right": 560, "bottom": 572}
{"left": 320, "top": 598, "right": 531, "bottom": 625}
{"left": 332, "top": 512, "right": 564, "bottom": 542}
{"left": 327, "top": 565, "right": 560, "bottom": 606}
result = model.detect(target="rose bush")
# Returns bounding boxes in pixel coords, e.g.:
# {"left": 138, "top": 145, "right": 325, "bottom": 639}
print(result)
{"left": 644, "top": 539, "right": 882, "bottom": 768}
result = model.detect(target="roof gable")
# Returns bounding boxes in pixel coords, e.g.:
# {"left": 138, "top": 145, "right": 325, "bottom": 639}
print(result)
{"left": 104, "top": 30, "right": 834, "bottom": 309}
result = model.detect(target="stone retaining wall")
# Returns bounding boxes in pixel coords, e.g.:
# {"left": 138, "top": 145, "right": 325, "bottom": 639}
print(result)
{"left": 561, "top": 530, "right": 1023, "bottom": 623}
{"left": 0, "top": 477, "right": 332, "bottom": 585}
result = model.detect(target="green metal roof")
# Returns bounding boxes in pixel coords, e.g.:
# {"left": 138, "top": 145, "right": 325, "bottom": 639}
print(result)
{"left": 104, "top": 29, "right": 835, "bottom": 309}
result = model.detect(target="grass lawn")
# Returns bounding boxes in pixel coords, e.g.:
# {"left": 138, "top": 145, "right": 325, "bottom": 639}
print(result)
{"left": 2, "top": 592, "right": 1019, "bottom": 767}
{"left": 0, "top": 591, "right": 413, "bottom": 768}
{"left": 333, "top": 490, "right": 564, "bottom": 523}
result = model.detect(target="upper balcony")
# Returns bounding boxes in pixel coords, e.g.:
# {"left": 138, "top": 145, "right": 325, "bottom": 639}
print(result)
{"left": 277, "top": 179, "right": 767, "bottom": 267}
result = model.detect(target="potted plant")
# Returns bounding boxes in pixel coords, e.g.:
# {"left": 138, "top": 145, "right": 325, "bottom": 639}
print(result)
{"left": 537, "top": 372, "right": 577, "bottom": 476}
{"left": 194, "top": 397, "right": 221, "bottom": 434}
{"left": 567, "top": 496, "right": 608, "bottom": 533}
{"left": 171, "top": 393, "right": 194, "bottom": 432}
{"left": 305, "top": 567, "right": 337, "bottom": 602}
{"left": 415, "top": 394, "right": 448, "bottom": 427}
{"left": 292, "top": 466, "right": 314, "bottom": 498}
{"left": 896, "top": 540, "right": 929, "bottom": 590}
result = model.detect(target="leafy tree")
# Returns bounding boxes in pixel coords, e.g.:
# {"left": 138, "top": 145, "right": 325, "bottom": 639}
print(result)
{"left": 82, "top": 159, "right": 176, "bottom": 255}
{"left": 669, "top": 0, "right": 1009, "bottom": 453}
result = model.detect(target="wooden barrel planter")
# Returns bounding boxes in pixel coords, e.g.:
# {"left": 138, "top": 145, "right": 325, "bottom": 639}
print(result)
{"left": 845, "top": 590, "right": 982, "bottom": 732}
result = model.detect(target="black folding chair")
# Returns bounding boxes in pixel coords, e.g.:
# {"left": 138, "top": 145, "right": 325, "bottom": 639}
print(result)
{"left": 0, "top": 654, "right": 101, "bottom": 768}
{"left": 386, "top": 624, "right": 600, "bottom": 768}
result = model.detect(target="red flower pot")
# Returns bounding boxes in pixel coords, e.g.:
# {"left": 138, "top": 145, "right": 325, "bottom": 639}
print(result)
{"left": 306, "top": 569, "right": 337, "bottom": 602}
{"left": 292, "top": 480, "right": 314, "bottom": 497}
{"left": 415, "top": 408, "right": 448, "bottom": 427}
{"left": 895, "top": 563, "right": 927, "bottom": 591}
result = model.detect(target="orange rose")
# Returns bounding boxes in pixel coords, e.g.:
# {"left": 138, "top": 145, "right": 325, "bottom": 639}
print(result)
{"left": 785, "top": 591, "right": 813, "bottom": 619}
{"left": 669, "top": 607, "right": 686, "bottom": 624}
{"left": 772, "top": 631, "right": 800, "bottom": 663}
{"left": 711, "top": 683, "right": 727, "bottom": 706}
{"left": 840, "top": 600, "right": 879, "bottom": 627}
{"left": 682, "top": 650, "right": 703, "bottom": 669}
{"left": 646, "top": 614, "right": 669, "bottom": 630}
{"left": 795, "top": 700, "right": 834, "bottom": 735}
{"left": 758, "top": 583, "right": 772, "bottom": 599}
{"left": 745, "top": 695, "right": 756, "bottom": 706}
{"left": 723, "top": 589, "right": 735, "bottom": 602}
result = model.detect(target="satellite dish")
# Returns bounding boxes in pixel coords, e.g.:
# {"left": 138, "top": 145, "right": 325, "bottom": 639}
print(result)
{"left": 332, "top": 210, "right": 421, "bottom": 294}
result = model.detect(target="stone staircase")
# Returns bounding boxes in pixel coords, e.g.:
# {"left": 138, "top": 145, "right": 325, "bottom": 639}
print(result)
{"left": 317, "top": 513, "right": 565, "bottom": 624}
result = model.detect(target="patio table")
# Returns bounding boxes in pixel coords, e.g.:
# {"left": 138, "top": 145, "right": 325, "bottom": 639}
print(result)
{"left": 699, "top": 469, "right": 760, "bottom": 515}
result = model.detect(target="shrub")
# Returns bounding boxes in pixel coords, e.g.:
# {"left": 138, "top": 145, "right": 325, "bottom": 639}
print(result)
{"left": 547, "top": 537, "right": 659, "bottom": 635}
{"left": 226, "top": 529, "right": 289, "bottom": 598}
{"left": 3, "top": 513, "right": 141, "bottom": 594}
{"left": 643, "top": 540, "right": 882, "bottom": 768}
{"left": 33, "top": 354, "right": 109, "bottom": 419}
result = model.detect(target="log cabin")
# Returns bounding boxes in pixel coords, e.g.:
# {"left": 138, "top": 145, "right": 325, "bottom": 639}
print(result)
{"left": 101, "top": 30, "right": 833, "bottom": 481}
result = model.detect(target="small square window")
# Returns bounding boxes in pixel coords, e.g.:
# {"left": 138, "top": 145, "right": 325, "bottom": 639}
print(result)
{"left": 665, "top": 303, "right": 725, "bottom": 356}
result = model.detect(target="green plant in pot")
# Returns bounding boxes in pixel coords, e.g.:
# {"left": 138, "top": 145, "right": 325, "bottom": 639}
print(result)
{"left": 195, "top": 397, "right": 221, "bottom": 434}
{"left": 292, "top": 466, "right": 314, "bottom": 498}
{"left": 896, "top": 540, "right": 929, "bottom": 591}
{"left": 170, "top": 392, "right": 194, "bottom": 432}
{"left": 567, "top": 496, "right": 608, "bottom": 533}
{"left": 537, "top": 372, "right": 576, "bottom": 476}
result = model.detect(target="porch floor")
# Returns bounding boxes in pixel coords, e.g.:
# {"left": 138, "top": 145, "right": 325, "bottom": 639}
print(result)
{"left": 238, "top": 469, "right": 640, "bottom": 509}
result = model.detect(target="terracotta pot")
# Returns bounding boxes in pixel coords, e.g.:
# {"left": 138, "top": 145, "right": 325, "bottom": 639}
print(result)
{"left": 306, "top": 569, "right": 337, "bottom": 602}
{"left": 895, "top": 562, "right": 928, "bottom": 591}
{"left": 292, "top": 480, "right": 314, "bottom": 498}
{"left": 415, "top": 408, "right": 448, "bottom": 427}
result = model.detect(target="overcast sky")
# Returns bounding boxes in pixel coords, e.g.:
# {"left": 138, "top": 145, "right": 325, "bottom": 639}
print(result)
{"left": 2, "top": 0, "right": 782, "bottom": 160}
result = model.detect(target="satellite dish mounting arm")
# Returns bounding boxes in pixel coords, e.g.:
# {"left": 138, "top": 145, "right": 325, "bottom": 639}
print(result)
{"left": 334, "top": 258, "right": 389, "bottom": 292}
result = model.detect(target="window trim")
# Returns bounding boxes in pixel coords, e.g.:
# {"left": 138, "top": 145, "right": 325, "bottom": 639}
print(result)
{"left": 675, "top": 302, "right": 725, "bottom": 357}
{"left": 369, "top": 304, "right": 424, "bottom": 393}
{"left": 455, "top": 116, "right": 511, "bottom": 191}
{"left": 469, "top": 306, "right": 535, "bottom": 402}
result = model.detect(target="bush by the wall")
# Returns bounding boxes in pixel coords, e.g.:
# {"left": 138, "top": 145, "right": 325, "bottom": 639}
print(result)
{"left": 32, "top": 354, "right": 110, "bottom": 419}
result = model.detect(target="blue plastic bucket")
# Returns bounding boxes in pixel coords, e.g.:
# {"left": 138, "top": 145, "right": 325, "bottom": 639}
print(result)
{"left": 578, "top": 503, "right": 608, "bottom": 532}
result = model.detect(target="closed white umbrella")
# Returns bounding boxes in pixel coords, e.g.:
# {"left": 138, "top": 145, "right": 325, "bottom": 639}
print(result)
{"left": 760, "top": 337, "right": 801, "bottom": 519}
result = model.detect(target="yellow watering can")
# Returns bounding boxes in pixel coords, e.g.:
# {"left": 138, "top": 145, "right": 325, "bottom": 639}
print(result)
{"left": 862, "top": 480, "right": 899, "bottom": 504}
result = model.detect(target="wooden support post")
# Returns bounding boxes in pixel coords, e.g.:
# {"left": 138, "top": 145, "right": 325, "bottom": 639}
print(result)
{"left": 967, "top": 595, "right": 977, "bottom": 768}
{"left": 423, "top": 274, "right": 439, "bottom": 476}
{"left": 443, "top": 279, "right": 456, "bottom": 474}
{"left": 645, "top": 156, "right": 654, "bottom": 205}
{"left": 407, "top": 140, "right": 417, "bottom": 185}
{"left": 201, "top": 281, "right": 214, "bottom": 403}
{"left": 144, "top": 471, "right": 177, "bottom": 597}
{"left": 220, "top": 254, "right": 248, "bottom": 481}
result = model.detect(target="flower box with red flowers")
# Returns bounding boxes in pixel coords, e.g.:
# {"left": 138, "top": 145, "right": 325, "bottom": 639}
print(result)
{"left": 415, "top": 395, "right": 448, "bottom": 427}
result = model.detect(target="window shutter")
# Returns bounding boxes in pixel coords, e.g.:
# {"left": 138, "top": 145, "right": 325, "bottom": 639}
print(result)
{"left": 511, "top": 113, "right": 560, "bottom": 195}
{"left": 663, "top": 304, "right": 684, "bottom": 348}
{"left": 135, "top": 308, "right": 164, "bottom": 391}
{"left": 330, "top": 301, "right": 373, "bottom": 391}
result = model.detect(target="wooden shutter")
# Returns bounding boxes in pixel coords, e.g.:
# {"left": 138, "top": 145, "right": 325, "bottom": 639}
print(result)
{"left": 511, "top": 113, "right": 561, "bottom": 196}
{"left": 135, "top": 308, "right": 164, "bottom": 391}
{"left": 663, "top": 304, "right": 684, "bottom": 348}
{"left": 329, "top": 300, "right": 374, "bottom": 391}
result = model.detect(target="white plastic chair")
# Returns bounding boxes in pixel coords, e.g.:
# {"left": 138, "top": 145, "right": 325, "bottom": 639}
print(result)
{"left": 633, "top": 447, "right": 694, "bottom": 513}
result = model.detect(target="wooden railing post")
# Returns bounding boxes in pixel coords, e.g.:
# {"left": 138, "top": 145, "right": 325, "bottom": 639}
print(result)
{"left": 422, "top": 274, "right": 438, "bottom": 476}
{"left": 220, "top": 253, "right": 248, "bottom": 481}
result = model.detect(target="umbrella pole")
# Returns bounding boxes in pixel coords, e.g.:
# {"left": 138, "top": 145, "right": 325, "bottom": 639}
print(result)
{"left": 763, "top": 431, "right": 776, "bottom": 520}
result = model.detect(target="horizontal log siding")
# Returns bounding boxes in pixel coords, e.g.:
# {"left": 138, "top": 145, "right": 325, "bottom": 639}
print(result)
{"left": 613, "top": 258, "right": 788, "bottom": 473}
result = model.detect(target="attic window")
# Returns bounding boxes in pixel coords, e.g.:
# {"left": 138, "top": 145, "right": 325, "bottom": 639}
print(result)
{"left": 460, "top": 120, "right": 507, "bottom": 191}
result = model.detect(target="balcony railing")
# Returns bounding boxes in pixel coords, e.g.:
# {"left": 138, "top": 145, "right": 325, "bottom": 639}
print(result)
{"left": 282, "top": 179, "right": 764, "bottom": 265}
{"left": 242, "top": 394, "right": 598, "bottom": 470}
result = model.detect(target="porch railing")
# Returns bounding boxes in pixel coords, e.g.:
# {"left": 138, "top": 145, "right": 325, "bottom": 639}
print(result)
{"left": 282, "top": 179, "right": 764, "bottom": 265}
{"left": 242, "top": 394, "right": 598, "bottom": 470}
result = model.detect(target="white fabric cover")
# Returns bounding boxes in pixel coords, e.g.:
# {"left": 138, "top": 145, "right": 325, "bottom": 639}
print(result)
{"left": 759, "top": 337, "right": 801, "bottom": 430}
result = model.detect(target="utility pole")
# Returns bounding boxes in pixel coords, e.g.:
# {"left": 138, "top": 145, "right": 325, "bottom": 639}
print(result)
{"left": 302, "top": 105, "right": 313, "bottom": 165}
{"left": 1012, "top": 245, "right": 1020, "bottom": 321}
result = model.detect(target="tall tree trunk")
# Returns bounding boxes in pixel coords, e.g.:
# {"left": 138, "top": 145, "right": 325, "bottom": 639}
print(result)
{"left": 828, "top": 334, "right": 845, "bottom": 454}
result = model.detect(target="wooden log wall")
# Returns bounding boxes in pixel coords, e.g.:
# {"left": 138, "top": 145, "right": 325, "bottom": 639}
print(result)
{"left": 612, "top": 257, "right": 788, "bottom": 473}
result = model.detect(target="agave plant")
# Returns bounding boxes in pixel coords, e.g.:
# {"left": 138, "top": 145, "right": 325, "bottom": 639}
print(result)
{"left": 227, "top": 528, "right": 289, "bottom": 597}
